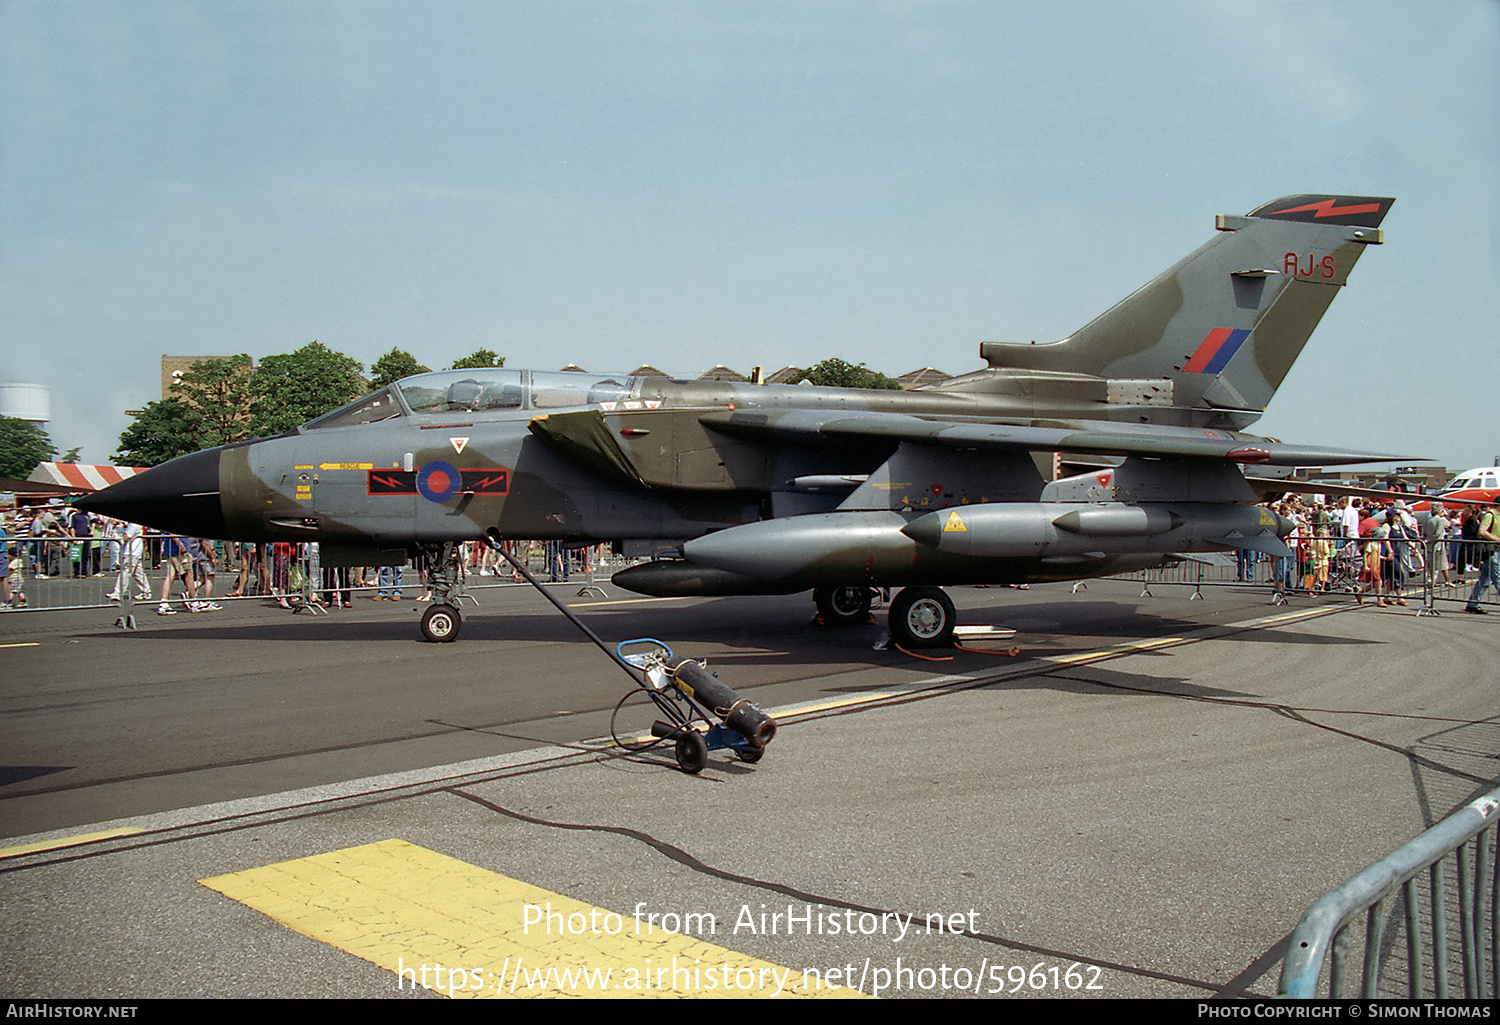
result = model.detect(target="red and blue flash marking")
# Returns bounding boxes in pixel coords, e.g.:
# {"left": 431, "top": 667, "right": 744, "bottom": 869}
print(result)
{"left": 1182, "top": 328, "right": 1250, "bottom": 375}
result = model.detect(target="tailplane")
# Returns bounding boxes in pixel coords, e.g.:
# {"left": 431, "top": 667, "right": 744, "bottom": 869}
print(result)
{"left": 975, "top": 194, "right": 1393, "bottom": 422}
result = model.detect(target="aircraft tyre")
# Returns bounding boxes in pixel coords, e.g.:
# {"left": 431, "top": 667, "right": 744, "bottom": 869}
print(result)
{"left": 675, "top": 731, "right": 708, "bottom": 774}
{"left": 889, "top": 586, "right": 956, "bottom": 648}
{"left": 814, "top": 584, "right": 874, "bottom": 625}
{"left": 421, "top": 603, "right": 462, "bottom": 643}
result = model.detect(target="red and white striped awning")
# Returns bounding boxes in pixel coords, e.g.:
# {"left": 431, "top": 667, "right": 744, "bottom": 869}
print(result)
{"left": 25, "top": 463, "right": 147, "bottom": 491}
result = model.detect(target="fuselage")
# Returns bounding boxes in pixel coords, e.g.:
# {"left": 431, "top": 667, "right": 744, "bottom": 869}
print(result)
{"left": 85, "top": 366, "right": 1275, "bottom": 550}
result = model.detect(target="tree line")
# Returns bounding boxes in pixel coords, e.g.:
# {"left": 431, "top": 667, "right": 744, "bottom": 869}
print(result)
{"left": 114, "top": 344, "right": 505, "bottom": 466}
{"left": 0, "top": 348, "right": 904, "bottom": 475}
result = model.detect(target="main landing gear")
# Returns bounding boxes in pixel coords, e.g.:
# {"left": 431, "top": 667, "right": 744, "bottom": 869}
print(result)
{"left": 887, "top": 586, "right": 956, "bottom": 649}
{"left": 813, "top": 583, "right": 957, "bottom": 648}
{"left": 813, "top": 584, "right": 876, "bottom": 626}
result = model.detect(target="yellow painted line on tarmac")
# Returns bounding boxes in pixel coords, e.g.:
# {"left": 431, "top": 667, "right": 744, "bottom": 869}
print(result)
{"left": 569, "top": 596, "right": 692, "bottom": 607}
{"left": 0, "top": 826, "right": 144, "bottom": 859}
{"left": 1040, "top": 606, "right": 1341, "bottom": 668}
{"left": 0, "top": 642, "right": 41, "bottom": 649}
{"left": 777, "top": 691, "right": 913, "bottom": 720}
{"left": 201, "top": 839, "right": 861, "bottom": 999}
{"left": 1227, "top": 607, "right": 1339, "bottom": 630}
{"left": 1042, "top": 636, "right": 1187, "bottom": 665}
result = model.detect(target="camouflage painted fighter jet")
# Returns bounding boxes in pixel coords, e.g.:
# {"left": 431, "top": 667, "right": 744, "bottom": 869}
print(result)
{"left": 81, "top": 194, "right": 1398, "bottom": 646}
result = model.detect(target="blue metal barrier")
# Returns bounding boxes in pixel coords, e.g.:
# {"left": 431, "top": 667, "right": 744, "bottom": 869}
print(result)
{"left": 1279, "top": 788, "right": 1500, "bottom": 998}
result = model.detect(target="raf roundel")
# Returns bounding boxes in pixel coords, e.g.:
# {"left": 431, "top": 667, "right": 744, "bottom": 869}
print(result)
{"left": 416, "top": 460, "right": 461, "bottom": 503}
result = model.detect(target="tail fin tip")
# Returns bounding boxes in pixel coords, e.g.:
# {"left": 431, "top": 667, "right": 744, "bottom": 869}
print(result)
{"left": 1248, "top": 195, "right": 1395, "bottom": 229}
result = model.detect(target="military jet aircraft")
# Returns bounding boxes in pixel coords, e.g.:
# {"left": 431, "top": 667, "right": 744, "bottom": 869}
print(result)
{"left": 81, "top": 193, "right": 1398, "bottom": 646}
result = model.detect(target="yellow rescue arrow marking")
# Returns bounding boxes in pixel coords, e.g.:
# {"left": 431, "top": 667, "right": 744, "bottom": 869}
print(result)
{"left": 201, "top": 839, "right": 860, "bottom": 998}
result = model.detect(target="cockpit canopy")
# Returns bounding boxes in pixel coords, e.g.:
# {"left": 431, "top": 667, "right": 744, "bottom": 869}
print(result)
{"left": 302, "top": 369, "right": 641, "bottom": 430}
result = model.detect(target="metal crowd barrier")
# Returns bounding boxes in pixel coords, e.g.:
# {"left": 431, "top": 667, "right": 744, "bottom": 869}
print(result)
{"left": 3, "top": 530, "right": 204, "bottom": 612}
{"left": 1278, "top": 787, "right": 1500, "bottom": 999}
{"left": 1, "top": 532, "right": 619, "bottom": 614}
{"left": 1419, "top": 537, "right": 1500, "bottom": 615}
{"left": 1102, "top": 532, "right": 1500, "bottom": 615}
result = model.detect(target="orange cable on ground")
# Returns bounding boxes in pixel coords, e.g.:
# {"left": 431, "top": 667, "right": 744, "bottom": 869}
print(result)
{"left": 893, "top": 643, "right": 954, "bottom": 662}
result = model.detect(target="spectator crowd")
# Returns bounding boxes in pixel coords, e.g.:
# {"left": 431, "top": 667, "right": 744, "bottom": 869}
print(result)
{"left": 1244, "top": 490, "right": 1500, "bottom": 613}
{"left": 0, "top": 499, "right": 614, "bottom": 613}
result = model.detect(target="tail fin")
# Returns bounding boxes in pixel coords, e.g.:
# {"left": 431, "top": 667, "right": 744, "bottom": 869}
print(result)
{"left": 977, "top": 194, "right": 1394, "bottom": 420}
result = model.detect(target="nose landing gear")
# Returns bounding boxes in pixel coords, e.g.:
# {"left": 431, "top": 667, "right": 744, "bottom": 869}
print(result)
{"left": 420, "top": 602, "right": 461, "bottom": 643}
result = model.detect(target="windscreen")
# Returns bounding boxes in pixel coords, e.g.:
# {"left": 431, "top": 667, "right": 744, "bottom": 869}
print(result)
{"left": 303, "top": 388, "right": 404, "bottom": 429}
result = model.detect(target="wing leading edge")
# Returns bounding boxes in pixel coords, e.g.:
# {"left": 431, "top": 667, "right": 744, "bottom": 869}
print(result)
{"left": 698, "top": 408, "right": 1405, "bottom": 468}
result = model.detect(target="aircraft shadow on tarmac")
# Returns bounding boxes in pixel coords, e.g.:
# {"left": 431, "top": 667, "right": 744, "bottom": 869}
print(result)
{"left": 0, "top": 765, "right": 72, "bottom": 787}
{"left": 1011, "top": 662, "right": 1260, "bottom": 702}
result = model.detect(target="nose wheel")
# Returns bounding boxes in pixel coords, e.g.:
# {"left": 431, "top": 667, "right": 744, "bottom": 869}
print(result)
{"left": 421, "top": 602, "right": 462, "bottom": 643}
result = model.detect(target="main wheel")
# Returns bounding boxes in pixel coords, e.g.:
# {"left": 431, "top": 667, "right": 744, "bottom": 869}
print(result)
{"left": 888, "top": 586, "right": 956, "bottom": 648}
{"left": 814, "top": 584, "right": 874, "bottom": 625}
{"left": 675, "top": 731, "right": 708, "bottom": 774}
{"left": 421, "top": 603, "right": 462, "bottom": 643}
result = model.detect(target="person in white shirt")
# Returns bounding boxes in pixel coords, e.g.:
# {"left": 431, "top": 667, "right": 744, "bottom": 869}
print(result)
{"left": 108, "top": 520, "right": 152, "bottom": 602}
{"left": 1340, "top": 499, "right": 1362, "bottom": 547}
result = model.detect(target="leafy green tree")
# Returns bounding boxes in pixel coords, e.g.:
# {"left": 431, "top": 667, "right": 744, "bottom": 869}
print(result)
{"left": 0, "top": 416, "right": 57, "bottom": 478}
{"left": 370, "top": 348, "right": 431, "bottom": 389}
{"left": 172, "top": 354, "right": 253, "bottom": 447}
{"left": 249, "top": 341, "right": 366, "bottom": 437}
{"left": 450, "top": 348, "right": 504, "bottom": 370}
{"left": 113, "top": 355, "right": 255, "bottom": 465}
{"left": 791, "top": 358, "right": 903, "bottom": 390}
{"left": 113, "top": 399, "right": 203, "bottom": 466}
{"left": 61, "top": 446, "right": 83, "bottom": 463}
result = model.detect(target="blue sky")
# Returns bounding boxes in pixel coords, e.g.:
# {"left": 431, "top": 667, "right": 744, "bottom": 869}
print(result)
{"left": 3, "top": 2, "right": 1496, "bottom": 471}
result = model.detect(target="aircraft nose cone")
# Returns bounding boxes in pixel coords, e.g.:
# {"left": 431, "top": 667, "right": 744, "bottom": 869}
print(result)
{"left": 76, "top": 447, "right": 228, "bottom": 538}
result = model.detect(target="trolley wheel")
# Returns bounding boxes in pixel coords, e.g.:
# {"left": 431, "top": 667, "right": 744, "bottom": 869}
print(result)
{"left": 421, "top": 603, "right": 462, "bottom": 643}
{"left": 675, "top": 730, "right": 708, "bottom": 774}
{"left": 736, "top": 745, "right": 764, "bottom": 764}
{"left": 814, "top": 584, "right": 874, "bottom": 626}
{"left": 889, "top": 586, "right": 956, "bottom": 648}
